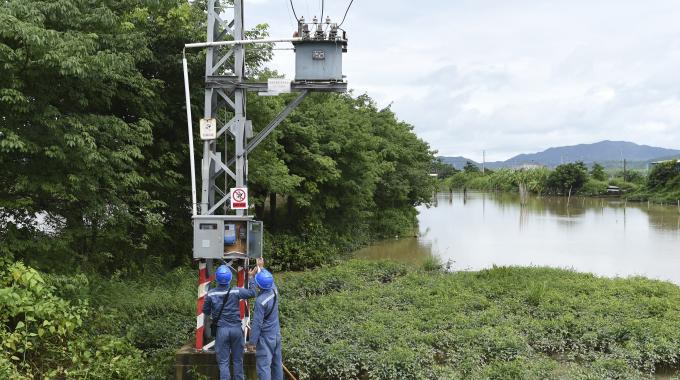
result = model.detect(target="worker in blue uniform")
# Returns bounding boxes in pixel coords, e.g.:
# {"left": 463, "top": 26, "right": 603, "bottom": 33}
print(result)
{"left": 247, "top": 260, "right": 283, "bottom": 380}
{"left": 203, "top": 264, "right": 256, "bottom": 380}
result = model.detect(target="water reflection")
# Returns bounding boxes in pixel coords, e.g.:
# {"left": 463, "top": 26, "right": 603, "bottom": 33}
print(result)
{"left": 359, "top": 191, "right": 680, "bottom": 285}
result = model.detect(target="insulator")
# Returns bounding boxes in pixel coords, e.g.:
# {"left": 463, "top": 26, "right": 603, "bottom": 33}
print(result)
{"left": 325, "top": 16, "right": 331, "bottom": 24}
{"left": 314, "top": 23, "right": 325, "bottom": 39}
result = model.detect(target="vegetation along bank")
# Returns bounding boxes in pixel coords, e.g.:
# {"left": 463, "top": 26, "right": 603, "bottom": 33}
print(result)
{"left": 437, "top": 159, "right": 680, "bottom": 203}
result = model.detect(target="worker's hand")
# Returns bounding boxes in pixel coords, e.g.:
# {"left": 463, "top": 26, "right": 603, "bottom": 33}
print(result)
{"left": 256, "top": 257, "right": 264, "bottom": 269}
{"left": 249, "top": 266, "right": 258, "bottom": 277}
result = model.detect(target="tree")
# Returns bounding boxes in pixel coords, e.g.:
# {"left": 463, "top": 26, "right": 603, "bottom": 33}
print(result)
{"left": 0, "top": 0, "right": 273, "bottom": 271}
{"left": 590, "top": 163, "right": 607, "bottom": 181}
{"left": 432, "top": 158, "right": 458, "bottom": 179}
{"left": 547, "top": 162, "right": 588, "bottom": 195}
{"left": 647, "top": 160, "right": 680, "bottom": 189}
{"left": 463, "top": 161, "right": 480, "bottom": 173}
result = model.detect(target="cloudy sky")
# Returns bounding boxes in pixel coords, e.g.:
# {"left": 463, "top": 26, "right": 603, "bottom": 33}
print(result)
{"left": 244, "top": 0, "right": 680, "bottom": 161}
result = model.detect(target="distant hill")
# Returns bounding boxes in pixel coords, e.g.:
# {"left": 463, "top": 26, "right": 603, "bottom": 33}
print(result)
{"left": 440, "top": 141, "right": 680, "bottom": 170}
{"left": 504, "top": 141, "right": 680, "bottom": 167}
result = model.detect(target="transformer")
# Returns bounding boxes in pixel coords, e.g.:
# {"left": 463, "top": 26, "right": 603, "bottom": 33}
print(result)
{"left": 294, "top": 19, "right": 347, "bottom": 82}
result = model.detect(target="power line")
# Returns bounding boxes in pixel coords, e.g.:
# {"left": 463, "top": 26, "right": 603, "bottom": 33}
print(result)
{"left": 321, "top": 0, "right": 324, "bottom": 21}
{"left": 338, "top": 0, "right": 354, "bottom": 27}
{"left": 289, "top": 0, "right": 299, "bottom": 21}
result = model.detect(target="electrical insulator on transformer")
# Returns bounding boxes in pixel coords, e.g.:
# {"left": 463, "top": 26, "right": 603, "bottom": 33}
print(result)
{"left": 315, "top": 24, "right": 325, "bottom": 40}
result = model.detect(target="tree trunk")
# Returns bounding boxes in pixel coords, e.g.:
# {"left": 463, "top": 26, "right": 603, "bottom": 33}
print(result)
{"left": 567, "top": 186, "right": 572, "bottom": 207}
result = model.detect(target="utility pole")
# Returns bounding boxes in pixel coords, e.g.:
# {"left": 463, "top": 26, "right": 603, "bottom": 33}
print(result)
{"left": 482, "top": 150, "right": 486, "bottom": 174}
{"left": 182, "top": 0, "right": 348, "bottom": 355}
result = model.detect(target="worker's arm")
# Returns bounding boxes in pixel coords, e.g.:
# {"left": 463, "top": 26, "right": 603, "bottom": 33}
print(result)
{"left": 202, "top": 292, "right": 212, "bottom": 315}
{"left": 239, "top": 279, "right": 257, "bottom": 299}
{"left": 241, "top": 260, "right": 262, "bottom": 299}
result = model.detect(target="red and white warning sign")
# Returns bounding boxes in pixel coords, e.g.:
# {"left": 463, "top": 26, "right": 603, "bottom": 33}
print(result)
{"left": 230, "top": 187, "right": 248, "bottom": 210}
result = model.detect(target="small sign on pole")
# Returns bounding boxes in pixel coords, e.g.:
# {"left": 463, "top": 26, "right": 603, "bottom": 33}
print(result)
{"left": 230, "top": 187, "right": 248, "bottom": 210}
{"left": 200, "top": 118, "right": 217, "bottom": 140}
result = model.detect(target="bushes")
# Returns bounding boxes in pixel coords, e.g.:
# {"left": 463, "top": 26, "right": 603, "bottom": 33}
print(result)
{"left": 277, "top": 260, "right": 680, "bottom": 379}
{"left": 0, "top": 262, "right": 149, "bottom": 379}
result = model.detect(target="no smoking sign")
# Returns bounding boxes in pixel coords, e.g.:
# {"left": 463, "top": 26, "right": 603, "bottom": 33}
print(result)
{"left": 230, "top": 187, "right": 248, "bottom": 210}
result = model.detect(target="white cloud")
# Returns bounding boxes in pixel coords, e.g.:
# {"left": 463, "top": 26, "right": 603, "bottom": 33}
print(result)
{"left": 244, "top": 0, "right": 680, "bottom": 161}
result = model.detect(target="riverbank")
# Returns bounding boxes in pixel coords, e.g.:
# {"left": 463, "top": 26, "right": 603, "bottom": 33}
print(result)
{"left": 5, "top": 259, "right": 680, "bottom": 379}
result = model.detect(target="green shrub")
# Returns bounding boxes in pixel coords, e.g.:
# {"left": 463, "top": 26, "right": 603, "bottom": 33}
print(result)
{"left": 277, "top": 260, "right": 680, "bottom": 379}
{"left": 580, "top": 179, "right": 608, "bottom": 196}
{"left": 0, "top": 261, "right": 149, "bottom": 379}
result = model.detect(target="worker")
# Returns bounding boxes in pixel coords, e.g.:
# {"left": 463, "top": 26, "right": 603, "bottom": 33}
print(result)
{"left": 203, "top": 264, "right": 256, "bottom": 380}
{"left": 247, "top": 259, "right": 282, "bottom": 380}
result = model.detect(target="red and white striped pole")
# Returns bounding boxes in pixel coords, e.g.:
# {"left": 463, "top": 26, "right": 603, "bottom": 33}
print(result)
{"left": 195, "top": 260, "right": 212, "bottom": 350}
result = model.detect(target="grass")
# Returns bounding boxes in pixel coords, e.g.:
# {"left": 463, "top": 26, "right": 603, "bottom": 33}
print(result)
{"left": 34, "top": 259, "right": 680, "bottom": 379}
{"left": 277, "top": 260, "right": 680, "bottom": 380}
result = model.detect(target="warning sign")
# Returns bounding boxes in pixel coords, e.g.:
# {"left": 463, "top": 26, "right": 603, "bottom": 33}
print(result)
{"left": 230, "top": 187, "right": 248, "bottom": 210}
{"left": 199, "top": 118, "right": 217, "bottom": 140}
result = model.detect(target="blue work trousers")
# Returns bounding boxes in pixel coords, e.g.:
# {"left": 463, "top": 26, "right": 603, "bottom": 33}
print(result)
{"left": 255, "top": 335, "right": 283, "bottom": 380}
{"left": 216, "top": 326, "right": 245, "bottom": 380}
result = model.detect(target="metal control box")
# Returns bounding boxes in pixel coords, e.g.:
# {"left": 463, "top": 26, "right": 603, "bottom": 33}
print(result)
{"left": 193, "top": 216, "right": 263, "bottom": 259}
{"left": 193, "top": 218, "right": 224, "bottom": 259}
{"left": 294, "top": 41, "right": 344, "bottom": 81}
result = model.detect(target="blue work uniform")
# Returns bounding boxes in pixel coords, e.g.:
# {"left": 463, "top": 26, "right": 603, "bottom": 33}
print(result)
{"left": 249, "top": 279, "right": 282, "bottom": 380}
{"left": 203, "top": 284, "right": 256, "bottom": 380}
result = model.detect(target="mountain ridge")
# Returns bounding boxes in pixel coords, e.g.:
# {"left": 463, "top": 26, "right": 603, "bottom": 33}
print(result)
{"left": 440, "top": 140, "right": 680, "bottom": 169}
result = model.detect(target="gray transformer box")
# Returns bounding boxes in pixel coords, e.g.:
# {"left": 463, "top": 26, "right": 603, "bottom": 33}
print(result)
{"left": 294, "top": 40, "right": 344, "bottom": 81}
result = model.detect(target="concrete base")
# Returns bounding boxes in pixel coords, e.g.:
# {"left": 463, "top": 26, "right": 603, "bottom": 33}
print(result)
{"left": 175, "top": 343, "right": 258, "bottom": 380}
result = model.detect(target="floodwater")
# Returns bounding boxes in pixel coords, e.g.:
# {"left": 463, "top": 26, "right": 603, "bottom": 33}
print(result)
{"left": 356, "top": 191, "right": 680, "bottom": 285}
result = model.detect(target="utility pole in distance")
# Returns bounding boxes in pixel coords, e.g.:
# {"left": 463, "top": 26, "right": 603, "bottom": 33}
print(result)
{"left": 482, "top": 150, "right": 486, "bottom": 174}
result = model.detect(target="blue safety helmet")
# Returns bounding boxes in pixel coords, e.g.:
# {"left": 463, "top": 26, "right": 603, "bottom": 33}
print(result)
{"left": 215, "top": 265, "right": 232, "bottom": 285}
{"left": 254, "top": 269, "right": 274, "bottom": 290}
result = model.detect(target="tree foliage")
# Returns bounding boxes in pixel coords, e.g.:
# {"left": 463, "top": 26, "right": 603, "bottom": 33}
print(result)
{"left": 647, "top": 160, "right": 680, "bottom": 189}
{"left": 590, "top": 163, "right": 607, "bottom": 181}
{"left": 463, "top": 160, "right": 480, "bottom": 173}
{"left": 0, "top": 0, "right": 436, "bottom": 272}
{"left": 546, "top": 162, "right": 588, "bottom": 195}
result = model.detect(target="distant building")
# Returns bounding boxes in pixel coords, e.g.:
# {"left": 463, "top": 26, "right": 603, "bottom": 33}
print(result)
{"left": 649, "top": 159, "right": 680, "bottom": 169}
{"left": 606, "top": 185, "right": 621, "bottom": 194}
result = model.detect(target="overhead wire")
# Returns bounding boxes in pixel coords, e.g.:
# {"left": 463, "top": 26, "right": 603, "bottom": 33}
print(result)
{"left": 320, "top": 0, "right": 324, "bottom": 21}
{"left": 338, "top": 0, "right": 354, "bottom": 27}
{"left": 289, "top": 0, "right": 300, "bottom": 21}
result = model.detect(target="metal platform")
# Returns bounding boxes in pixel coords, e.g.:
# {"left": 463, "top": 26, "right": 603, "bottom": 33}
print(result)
{"left": 206, "top": 75, "right": 347, "bottom": 92}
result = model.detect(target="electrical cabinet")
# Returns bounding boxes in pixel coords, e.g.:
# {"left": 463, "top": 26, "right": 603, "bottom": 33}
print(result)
{"left": 193, "top": 218, "right": 224, "bottom": 259}
{"left": 193, "top": 216, "right": 263, "bottom": 259}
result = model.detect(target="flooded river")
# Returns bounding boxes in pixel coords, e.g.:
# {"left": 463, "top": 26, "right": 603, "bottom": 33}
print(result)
{"left": 357, "top": 191, "right": 680, "bottom": 285}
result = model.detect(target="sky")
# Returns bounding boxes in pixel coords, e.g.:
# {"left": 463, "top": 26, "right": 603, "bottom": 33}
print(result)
{"left": 243, "top": 0, "right": 680, "bottom": 161}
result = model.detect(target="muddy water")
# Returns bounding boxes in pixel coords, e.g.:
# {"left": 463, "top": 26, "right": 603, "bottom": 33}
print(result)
{"left": 356, "top": 191, "right": 680, "bottom": 285}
